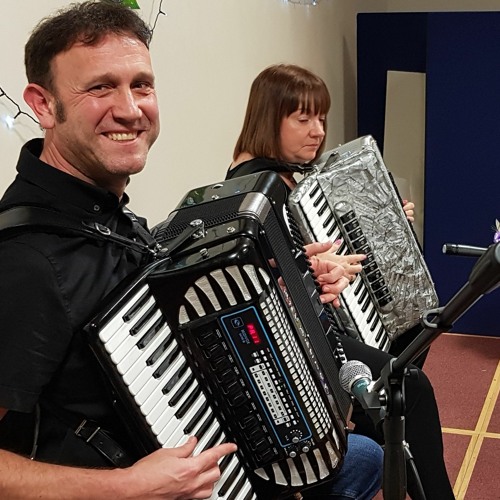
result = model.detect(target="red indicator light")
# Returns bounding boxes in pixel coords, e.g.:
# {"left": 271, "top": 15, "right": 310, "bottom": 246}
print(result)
{"left": 247, "top": 323, "right": 261, "bottom": 344}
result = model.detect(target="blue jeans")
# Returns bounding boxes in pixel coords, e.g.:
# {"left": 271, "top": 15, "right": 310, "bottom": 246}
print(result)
{"left": 302, "top": 433, "right": 383, "bottom": 500}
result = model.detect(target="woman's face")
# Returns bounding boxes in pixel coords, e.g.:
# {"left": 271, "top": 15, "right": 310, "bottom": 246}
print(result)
{"left": 279, "top": 108, "right": 326, "bottom": 164}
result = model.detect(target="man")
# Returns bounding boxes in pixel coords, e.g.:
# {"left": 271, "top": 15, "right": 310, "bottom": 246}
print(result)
{"left": 0, "top": 2, "right": 236, "bottom": 498}
{"left": 0, "top": 2, "right": 382, "bottom": 499}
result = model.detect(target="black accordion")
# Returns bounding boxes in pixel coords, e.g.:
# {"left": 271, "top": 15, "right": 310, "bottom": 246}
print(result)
{"left": 288, "top": 135, "right": 439, "bottom": 352}
{"left": 85, "top": 171, "right": 352, "bottom": 499}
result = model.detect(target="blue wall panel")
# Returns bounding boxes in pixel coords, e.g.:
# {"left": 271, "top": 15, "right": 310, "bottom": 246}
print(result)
{"left": 358, "top": 12, "right": 500, "bottom": 336}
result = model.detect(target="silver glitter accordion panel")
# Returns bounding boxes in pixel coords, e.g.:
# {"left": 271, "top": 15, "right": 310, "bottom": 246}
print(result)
{"left": 288, "top": 135, "right": 439, "bottom": 347}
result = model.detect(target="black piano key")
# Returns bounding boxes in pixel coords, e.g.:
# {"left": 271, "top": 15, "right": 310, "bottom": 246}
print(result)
{"left": 357, "top": 288, "right": 368, "bottom": 305}
{"left": 217, "top": 460, "right": 243, "bottom": 497}
{"left": 366, "top": 305, "right": 376, "bottom": 324}
{"left": 218, "top": 453, "right": 233, "bottom": 475}
{"left": 375, "top": 325, "right": 385, "bottom": 343}
{"left": 326, "top": 221, "right": 338, "bottom": 238}
{"left": 226, "top": 469, "right": 251, "bottom": 500}
{"left": 183, "top": 400, "right": 209, "bottom": 434}
{"left": 162, "top": 360, "right": 188, "bottom": 394}
{"left": 361, "top": 295, "right": 371, "bottom": 313}
{"left": 312, "top": 191, "right": 324, "bottom": 208}
{"left": 309, "top": 183, "right": 320, "bottom": 200}
{"left": 169, "top": 372, "right": 196, "bottom": 407}
{"left": 354, "top": 279, "right": 364, "bottom": 296}
{"left": 137, "top": 317, "right": 170, "bottom": 349}
{"left": 149, "top": 342, "right": 179, "bottom": 370}
{"left": 130, "top": 303, "right": 158, "bottom": 335}
{"left": 122, "top": 290, "right": 150, "bottom": 322}
{"left": 199, "top": 426, "right": 224, "bottom": 455}
{"left": 379, "top": 337, "right": 389, "bottom": 351}
{"left": 370, "top": 315, "right": 380, "bottom": 332}
{"left": 317, "top": 200, "right": 328, "bottom": 216}
{"left": 175, "top": 384, "right": 202, "bottom": 419}
{"left": 194, "top": 412, "right": 216, "bottom": 440}
{"left": 322, "top": 212, "right": 334, "bottom": 229}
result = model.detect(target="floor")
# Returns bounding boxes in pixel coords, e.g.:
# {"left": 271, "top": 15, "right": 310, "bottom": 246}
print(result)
{"left": 375, "top": 332, "right": 500, "bottom": 499}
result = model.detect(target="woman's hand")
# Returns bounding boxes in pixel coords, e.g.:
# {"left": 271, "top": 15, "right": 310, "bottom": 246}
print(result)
{"left": 402, "top": 199, "right": 415, "bottom": 223}
{"left": 315, "top": 240, "right": 365, "bottom": 282}
{"left": 304, "top": 242, "right": 350, "bottom": 307}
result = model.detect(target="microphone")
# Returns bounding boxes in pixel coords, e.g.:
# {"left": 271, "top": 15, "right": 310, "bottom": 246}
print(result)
{"left": 339, "top": 359, "right": 373, "bottom": 399}
{"left": 442, "top": 243, "right": 487, "bottom": 257}
{"left": 339, "top": 360, "right": 385, "bottom": 425}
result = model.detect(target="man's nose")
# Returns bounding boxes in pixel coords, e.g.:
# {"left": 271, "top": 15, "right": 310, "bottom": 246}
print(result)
{"left": 113, "top": 88, "right": 142, "bottom": 121}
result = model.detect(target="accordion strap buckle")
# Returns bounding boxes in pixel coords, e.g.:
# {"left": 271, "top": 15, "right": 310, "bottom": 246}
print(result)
{"left": 74, "top": 419, "right": 101, "bottom": 443}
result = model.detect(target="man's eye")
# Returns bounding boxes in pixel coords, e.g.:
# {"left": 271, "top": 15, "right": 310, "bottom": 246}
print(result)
{"left": 135, "top": 82, "right": 154, "bottom": 90}
{"left": 89, "top": 84, "right": 110, "bottom": 92}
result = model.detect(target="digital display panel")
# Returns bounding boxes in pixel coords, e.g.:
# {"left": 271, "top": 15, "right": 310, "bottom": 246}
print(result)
{"left": 246, "top": 322, "right": 261, "bottom": 345}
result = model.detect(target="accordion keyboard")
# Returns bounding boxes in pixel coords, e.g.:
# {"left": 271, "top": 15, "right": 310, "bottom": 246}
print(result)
{"left": 298, "top": 180, "right": 391, "bottom": 351}
{"left": 94, "top": 280, "right": 256, "bottom": 500}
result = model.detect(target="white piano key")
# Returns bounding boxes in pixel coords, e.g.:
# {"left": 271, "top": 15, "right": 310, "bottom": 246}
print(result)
{"left": 98, "top": 285, "right": 150, "bottom": 344}
{"left": 147, "top": 369, "right": 194, "bottom": 429}
{"left": 119, "top": 323, "right": 172, "bottom": 384}
{"left": 213, "top": 456, "right": 241, "bottom": 497}
{"left": 109, "top": 308, "right": 164, "bottom": 365}
{"left": 135, "top": 347, "right": 185, "bottom": 405}
{"left": 103, "top": 295, "right": 156, "bottom": 352}
{"left": 157, "top": 391, "right": 206, "bottom": 446}
{"left": 193, "top": 419, "right": 223, "bottom": 455}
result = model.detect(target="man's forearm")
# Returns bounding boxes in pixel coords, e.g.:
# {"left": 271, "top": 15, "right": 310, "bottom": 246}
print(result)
{"left": 0, "top": 450, "right": 134, "bottom": 500}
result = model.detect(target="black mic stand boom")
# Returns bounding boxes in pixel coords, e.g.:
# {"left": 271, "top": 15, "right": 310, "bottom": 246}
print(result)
{"left": 371, "top": 243, "right": 500, "bottom": 500}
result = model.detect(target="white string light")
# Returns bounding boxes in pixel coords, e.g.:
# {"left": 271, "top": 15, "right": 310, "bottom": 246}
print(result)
{"left": 0, "top": 87, "right": 40, "bottom": 129}
{"left": 287, "top": 0, "right": 320, "bottom": 5}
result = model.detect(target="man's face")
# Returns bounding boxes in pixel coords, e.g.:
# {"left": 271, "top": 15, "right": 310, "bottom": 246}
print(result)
{"left": 42, "top": 33, "right": 160, "bottom": 194}
{"left": 279, "top": 108, "right": 325, "bottom": 164}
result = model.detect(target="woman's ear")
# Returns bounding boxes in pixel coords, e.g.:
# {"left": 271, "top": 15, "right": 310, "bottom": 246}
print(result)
{"left": 23, "top": 83, "right": 57, "bottom": 130}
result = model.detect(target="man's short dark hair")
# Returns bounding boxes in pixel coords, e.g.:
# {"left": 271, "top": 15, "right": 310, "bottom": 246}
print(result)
{"left": 25, "top": 1, "right": 152, "bottom": 91}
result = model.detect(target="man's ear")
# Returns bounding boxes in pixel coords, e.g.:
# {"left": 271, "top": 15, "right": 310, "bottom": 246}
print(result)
{"left": 23, "top": 83, "right": 56, "bottom": 129}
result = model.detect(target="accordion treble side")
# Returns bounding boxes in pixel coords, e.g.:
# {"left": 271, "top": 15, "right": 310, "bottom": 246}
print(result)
{"left": 85, "top": 171, "right": 352, "bottom": 500}
{"left": 288, "top": 135, "right": 439, "bottom": 349}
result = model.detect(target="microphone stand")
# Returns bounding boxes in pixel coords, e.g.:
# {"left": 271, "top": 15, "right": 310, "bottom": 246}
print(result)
{"left": 371, "top": 242, "right": 500, "bottom": 500}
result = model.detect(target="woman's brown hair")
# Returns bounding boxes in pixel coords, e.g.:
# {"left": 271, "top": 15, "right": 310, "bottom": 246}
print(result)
{"left": 233, "top": 64, "right": 331, "bottom": 163}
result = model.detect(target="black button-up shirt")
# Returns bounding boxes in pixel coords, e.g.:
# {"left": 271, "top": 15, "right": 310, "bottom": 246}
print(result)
{"left": 0, "top": 139, "right": 151, "bottom": 464}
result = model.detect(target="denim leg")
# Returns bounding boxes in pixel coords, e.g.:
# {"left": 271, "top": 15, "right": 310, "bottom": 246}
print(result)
{"left": 302, "top": 433, "right": 383, "bottom": 500}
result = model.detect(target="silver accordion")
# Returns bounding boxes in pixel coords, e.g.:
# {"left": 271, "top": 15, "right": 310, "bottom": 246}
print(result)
{"left": 86, "top": 171, "right": 352, "bottom": 499}
{"left": 288, "top": 135, "right": 439, "bottom": 351}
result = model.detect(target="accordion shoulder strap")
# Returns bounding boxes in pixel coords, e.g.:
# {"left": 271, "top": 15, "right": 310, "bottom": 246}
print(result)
{"left": 0, "top": 205, "right": 158, "bottom": 256}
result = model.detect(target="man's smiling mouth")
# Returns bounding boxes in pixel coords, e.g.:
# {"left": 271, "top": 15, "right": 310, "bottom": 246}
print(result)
{"left": 106, "top": 132, "right": 138, "bottom": 141}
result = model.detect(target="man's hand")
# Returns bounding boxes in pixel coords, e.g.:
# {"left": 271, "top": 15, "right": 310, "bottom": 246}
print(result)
{"left": 127, "top": 437, "right": 237, "bottom": 499}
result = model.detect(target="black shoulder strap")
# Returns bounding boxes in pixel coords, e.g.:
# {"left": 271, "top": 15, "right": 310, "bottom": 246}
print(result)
{"left": 0, "top": 205, "right": 159, "bottom": 257}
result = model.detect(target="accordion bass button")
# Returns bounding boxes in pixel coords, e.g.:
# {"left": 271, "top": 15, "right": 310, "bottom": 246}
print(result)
{"left": 229, "top": 391, "right": 247, "bottom": 407}
{"left": 204, "top": 343, "right": 225, "bottom": 359}
{"left": 210, "top": 356, "right": 231, "bottom": 371}
{"left": 216, "top": 368, "right": 236, "bottom": 383}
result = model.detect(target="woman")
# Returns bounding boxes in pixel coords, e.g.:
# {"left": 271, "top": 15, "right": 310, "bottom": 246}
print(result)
{"left": 226, "top": 64, "right": 454, "bottom": 500}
